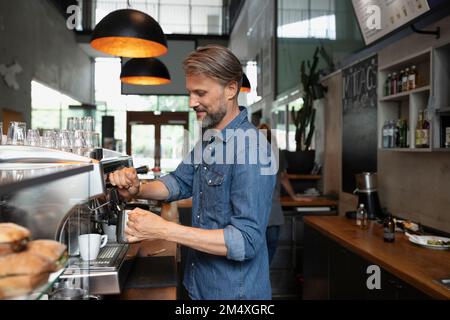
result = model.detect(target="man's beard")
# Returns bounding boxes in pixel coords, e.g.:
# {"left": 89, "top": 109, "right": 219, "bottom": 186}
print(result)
{"left": 195, "top": 104, "right": 227, "bottom": 129}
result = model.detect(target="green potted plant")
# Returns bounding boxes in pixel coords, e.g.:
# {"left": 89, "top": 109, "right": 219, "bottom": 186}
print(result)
{"left": 286, "top": 45, "right": 332, "bottom": 174}
{"left": 292, "top": 45, "right": 331, "bottom": 151}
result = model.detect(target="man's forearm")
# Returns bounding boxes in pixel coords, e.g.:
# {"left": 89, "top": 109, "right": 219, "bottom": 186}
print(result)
{"left": 137, "top": 180, "right": 170, "bottom": 201}
{"left": 163, "top": 222, "right": 227, "bottom": 256}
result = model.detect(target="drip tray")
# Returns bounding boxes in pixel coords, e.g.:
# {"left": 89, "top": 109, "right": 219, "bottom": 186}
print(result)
{"left": 61, "top": 243, "right": 131, "bottom": 295}
{"left": 67, "top": 244, "right": 129, "bottom": 272}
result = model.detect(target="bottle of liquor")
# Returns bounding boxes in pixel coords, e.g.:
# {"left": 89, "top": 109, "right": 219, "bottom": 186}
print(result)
{"left": 399, "top": 119, "right": 408, "bottom": 148}
{"left": 409, "top": 65, "right": 418, "bottom": 90}
{"left": 445, "top": 127, "right": 450, "bottom": 148}
{"left": 382, "top": 120, "right": 389, "bottom": 148}
{"left": 416, "top": 110, "right": 430, "bottom": 148}
{"left": 415, "top": 111, "right": 424, "bottom": 148}
{"left": 422, "top": 110, "right": 430, "bottom": 148}
{"left": 398, "top": 70, "right": 404, "bottom": 93}
{"left": 385, "top": 74, "right": 391, "bottom": 96}
{"left": 383, "top": 214, "right": 395, "bottom": 243}
{"left": 391, "top": 72, "right": 398, "bottom": 95}
{"left": 403, "top": 68, "right": 410, "bottom": 91}
{"left": 356, "top": 204, "right": 368, "bottom": 229}
{"left": 388, "top": 120, "right": 395, "bottom": 148}
{"left": 392, "top": 120, "right": 400, "bottom": 148}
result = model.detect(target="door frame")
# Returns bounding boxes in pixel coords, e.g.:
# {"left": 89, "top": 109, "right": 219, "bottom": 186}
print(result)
{"left": 126, "top": 111, "right": 189, "bottom": 166}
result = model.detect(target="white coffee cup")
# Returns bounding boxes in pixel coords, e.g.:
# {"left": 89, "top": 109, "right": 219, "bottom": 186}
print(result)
{"left": 78, "top": 233, "right": 108, "bottom": 261}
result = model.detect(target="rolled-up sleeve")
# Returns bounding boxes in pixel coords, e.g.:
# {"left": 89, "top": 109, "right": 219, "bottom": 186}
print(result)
{"left": 158, "top": 174, "right": 182, "bottom": 202}
{"left": 157, "top": 153, "right": 195, "bottom": 202}
{"left": 223, "top": 225, "right": 245, "bottom": 261}
{"left": 226, "top": 144, "right": 276, "bottom": 261}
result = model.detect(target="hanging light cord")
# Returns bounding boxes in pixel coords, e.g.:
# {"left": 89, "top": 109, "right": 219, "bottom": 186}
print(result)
{"left": 127, "top": 0, "right": 132, "bottom": 8}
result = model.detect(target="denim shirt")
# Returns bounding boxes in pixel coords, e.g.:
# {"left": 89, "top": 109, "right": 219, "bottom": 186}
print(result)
{"left": 158, "top": 107, "right": 276, "bottom": 300}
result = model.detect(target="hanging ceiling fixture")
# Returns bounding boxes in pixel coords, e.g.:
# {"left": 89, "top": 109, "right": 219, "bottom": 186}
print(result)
{"left": 120, "top": 58, "right": 171, "bottom": 85}
{"left": 240, "top": 73, "right": 251, "bottom": 92}
{"left": 90, "top": 2, "right": 168, "bottom": 58}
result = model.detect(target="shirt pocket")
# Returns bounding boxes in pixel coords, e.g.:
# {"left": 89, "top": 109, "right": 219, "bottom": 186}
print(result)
{"left": 201, "top": 168, "right": 226, "bottom": 227}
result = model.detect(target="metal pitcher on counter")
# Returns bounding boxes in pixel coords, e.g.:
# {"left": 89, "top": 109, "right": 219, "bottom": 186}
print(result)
{"left": 354, "top": 172, "right": 384, "bottom": 220}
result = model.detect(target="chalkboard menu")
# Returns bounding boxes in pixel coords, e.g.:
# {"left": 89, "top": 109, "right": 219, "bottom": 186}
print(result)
{"left": 342, "top": 55, "right": 378, "bottom": 194}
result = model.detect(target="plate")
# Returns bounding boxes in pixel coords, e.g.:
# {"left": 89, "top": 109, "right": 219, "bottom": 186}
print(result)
{"left": 406, "top": 234, "right": 450, "bottom": 250}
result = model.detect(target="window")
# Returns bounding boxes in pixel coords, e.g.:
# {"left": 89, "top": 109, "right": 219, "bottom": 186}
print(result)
{"left": 94, "top": 0, "right": 223, "bottom": 35}
{"left": 95, "top": 58, "right": 190, "bottom": 145}
{"left": 287, "top": 97, "right": 304, "bottom": 151}
{"left": 31, "top": 81, "right": 81, "bottom": 130}
{"left": 271, "top": 105, "right": 287, "bottom": 151}
{"left": 271, "top": 97, "right": 308, "bottom": 152}
{"left": 277, "top": 0, "right": 336, "bottom": 39}
{"left": 244, "top": 61, "right": 261, "bottom": 106}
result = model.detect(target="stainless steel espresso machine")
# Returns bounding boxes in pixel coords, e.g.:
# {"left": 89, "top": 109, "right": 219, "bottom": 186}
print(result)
{"left": 0, "top": 146, "right": 149, "bottom": 298}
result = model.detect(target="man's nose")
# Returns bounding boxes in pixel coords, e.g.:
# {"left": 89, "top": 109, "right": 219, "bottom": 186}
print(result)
{"left": 189, "top": 95, "right": 199, "bottom": 109}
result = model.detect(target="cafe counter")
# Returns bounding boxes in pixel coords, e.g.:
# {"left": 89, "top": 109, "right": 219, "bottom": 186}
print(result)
{"left": 303, "top": 216, "right": 450, "bottom": 300}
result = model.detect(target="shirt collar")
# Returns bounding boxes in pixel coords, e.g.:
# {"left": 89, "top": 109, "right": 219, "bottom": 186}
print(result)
{"left": 211, "top": 106, "right": 248, "bottom": 144}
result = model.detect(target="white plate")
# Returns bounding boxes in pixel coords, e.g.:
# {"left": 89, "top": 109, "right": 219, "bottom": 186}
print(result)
{"left": 406, "top": 234, "right": 450, "bottom": 250}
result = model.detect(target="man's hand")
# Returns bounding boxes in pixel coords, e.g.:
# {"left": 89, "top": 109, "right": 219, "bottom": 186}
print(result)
{"left": 125, "top": 208, "right": 168, "bottom": 243}
{"left": 109, "top": 167, "right": 140, "bottom": 200}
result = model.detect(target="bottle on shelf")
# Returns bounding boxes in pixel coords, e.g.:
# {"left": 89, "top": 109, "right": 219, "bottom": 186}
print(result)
{"left": 388, "top": 120, "right": 395, "bottom": 148}
{"left": 383, "top": 214, "right": 395, "bottom": 243}
{"left": 356, "top": 204, "right": 368, "bottom": 229}
{"left": 402, "top": 67, "right": 410, "bottom": 92}
{"left": 385, "top": 74, "right": 392, "bottom": 96}
{"left": 399, "top": 119, "right": 408, "bottom": 148}
{"left": 394, "top": 120, "right": 400, "bottom": 148}
{"left": 445, "top": 127, "right": 450, "bottom": 148}
{"left": 391, "top": 72, "right": 398, "bottom": 95}
{"left": 422, "top": 110, "right": 430, "bottom": 148}
{"left": 382, "top": 120, "right": 389, "bottom": 148}
{"left": 398, "top": 70, "right": 404, "bottom": 93}
{"left": 409, "top": 65, "right": 418, "bottom": 90}
{"left": 415, "top": 111, "right": 423, "bottom": 148}
{"left": 415, "top": 111, "right": 430, "bottom": 148}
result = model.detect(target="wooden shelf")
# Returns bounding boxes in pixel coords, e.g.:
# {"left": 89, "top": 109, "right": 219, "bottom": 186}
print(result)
{"left": 379, "top": 148, "right": 433, "bottom": 152}
{"left": 436, "top": 107, "right": 450, "bottom": 113}
{"left": 432, "top": 148, "right": 450, "bottom": 152}
{"left": 379, "top": 49, "right": 431, "bottom": 72}
{"left": 286, "top": 174, "right": 321, "bottom": 180}
{"left": 379, "top": 85, "right": 430, "bottom": 102}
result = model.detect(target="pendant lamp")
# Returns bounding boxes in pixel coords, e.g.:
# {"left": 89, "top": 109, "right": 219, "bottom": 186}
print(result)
{"left": 91, "top": 9, "right": 168, "bottom": 58}
{"left": 240, "top": 73, "right": 251, "bottom": 92}
{"left": 120, "top": 58, "right": 171, "bottom": 85}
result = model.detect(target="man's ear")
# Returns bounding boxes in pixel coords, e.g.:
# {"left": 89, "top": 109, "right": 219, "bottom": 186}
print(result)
{"left": 224, "top": 80, "right": 239, "bottom": 100}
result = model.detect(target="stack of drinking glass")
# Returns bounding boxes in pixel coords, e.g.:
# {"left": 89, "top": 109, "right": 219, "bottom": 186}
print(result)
{"left": 1, "top": 117, "right": 102, "bottom": 159}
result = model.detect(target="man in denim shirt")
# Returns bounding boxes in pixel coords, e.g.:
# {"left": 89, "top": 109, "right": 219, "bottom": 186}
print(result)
{"left": 110, "top": 45, "right": 276, "bottom": 299}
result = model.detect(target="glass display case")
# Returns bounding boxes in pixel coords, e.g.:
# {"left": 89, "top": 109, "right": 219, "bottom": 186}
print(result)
{"left": 0, "top": 146, "right": 135, "bottom": 300}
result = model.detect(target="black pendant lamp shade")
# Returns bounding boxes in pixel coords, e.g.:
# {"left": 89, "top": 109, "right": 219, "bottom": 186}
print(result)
{"left": 121, "top": 58, "right": 171, "bottom": 85}
{"left": 91, "top": 9, "right": 168, "bottom": 58}
{"left": 240, "top": 73, "right": 251, "bottom": 92}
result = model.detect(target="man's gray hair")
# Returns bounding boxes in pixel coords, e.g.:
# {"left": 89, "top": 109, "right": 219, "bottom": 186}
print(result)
{"left": 183, "top": 45, "right": 243, "bottom": 93}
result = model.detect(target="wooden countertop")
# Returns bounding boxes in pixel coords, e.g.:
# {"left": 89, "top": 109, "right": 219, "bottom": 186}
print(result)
{"left": 304, "top": 216, "right": 450, "bottom": 300}
{"left": 175, "top": 196, "right": 338, "bottom": 208}
{"left": 280, "top": 196, "right": 338, "bottom": 207}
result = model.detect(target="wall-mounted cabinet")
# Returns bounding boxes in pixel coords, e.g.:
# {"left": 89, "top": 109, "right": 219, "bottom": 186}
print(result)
{"left": 378, "top": 43, "right": 450, "bottom": 152}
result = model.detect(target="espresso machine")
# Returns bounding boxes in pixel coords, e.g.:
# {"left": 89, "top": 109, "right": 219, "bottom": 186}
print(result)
{"left": 353, "top": 172, "right": 384, "bottom": 220}
{"left": 0, "top": 145, "right": 145, "bottom": 296}
{"left": 58, "top": 154, "right": 149, "bottom": 295}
